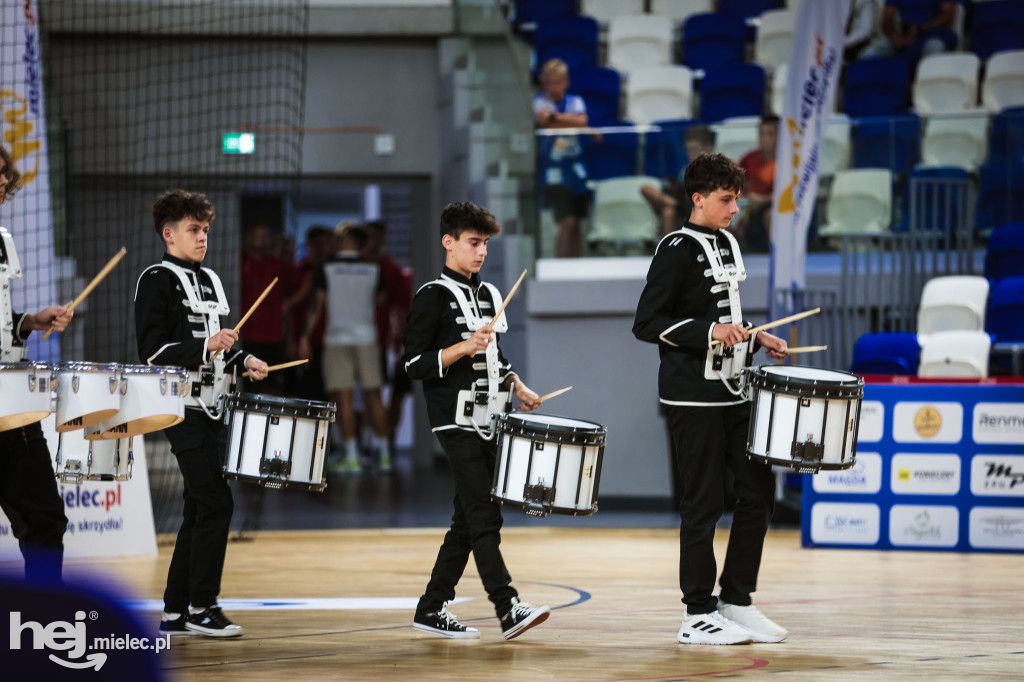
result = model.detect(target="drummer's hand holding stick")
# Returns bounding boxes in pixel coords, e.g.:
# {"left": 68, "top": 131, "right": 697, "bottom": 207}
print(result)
{"left": 244, "top": 355, "right": 269, "bottom": 381}
{"left": 506, "top": 375, "right": 541, "bottom": 413}
{"left": 25, "top": 306, "right": 74, "bottom": 334}
{"left": 754, "top": 330, "right": 788, "bottom": 360}
{"left": 207, "top": 328, "right": 238, "bottom": 363}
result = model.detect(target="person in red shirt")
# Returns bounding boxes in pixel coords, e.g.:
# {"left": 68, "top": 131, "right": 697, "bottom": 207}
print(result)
{"left": 736, "top": 115, "right": 778, "bottom": 253}
{"left": 240, "top": 223, "right": 291, "bottom": 392}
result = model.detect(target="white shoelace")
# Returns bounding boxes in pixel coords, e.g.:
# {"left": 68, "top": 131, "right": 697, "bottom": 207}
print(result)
{"left": 437, "top": 604, "right": 461, "bottom": 627}
{"left": 508, "top": 598, "right": 533, "bottom": 619}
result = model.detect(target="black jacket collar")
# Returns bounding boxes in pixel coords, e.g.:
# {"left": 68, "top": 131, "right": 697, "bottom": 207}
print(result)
{"left": 683, "top": 221, "right": 719, "bottom": 237}
{"left": 441, "top": 266, "right": 481, "bottom": 290}
{"left": 162, "top": 253, "right": 202, "bottom": 273}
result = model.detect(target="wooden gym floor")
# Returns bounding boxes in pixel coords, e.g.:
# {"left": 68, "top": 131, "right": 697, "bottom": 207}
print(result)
{"left": 67, "top": 527, "right": 1024, "bottom": 681}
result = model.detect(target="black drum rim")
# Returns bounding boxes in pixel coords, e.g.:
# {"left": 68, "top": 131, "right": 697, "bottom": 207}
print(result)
{"left": 744, "top": 366, "right": 864, "bottom": 399}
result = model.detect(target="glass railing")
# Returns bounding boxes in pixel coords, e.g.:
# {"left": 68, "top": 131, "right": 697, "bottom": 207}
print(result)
{"left": 529, "top": 109, "right": 1024, "bottom": 262}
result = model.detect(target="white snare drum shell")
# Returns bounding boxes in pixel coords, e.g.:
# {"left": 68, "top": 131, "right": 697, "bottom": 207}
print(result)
{"left": 93, "top": 365, "right": 187, "bottom": 439}
{"left": 0, "top": 362, "right": 56, "bottom": 432}
{"left": 55, "top": 362, "right": 121, "bottom": 432}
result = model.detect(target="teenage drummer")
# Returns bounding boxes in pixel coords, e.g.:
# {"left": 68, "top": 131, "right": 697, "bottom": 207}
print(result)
{"left": 633, "top": 153, "right": 788, "bottom": 645}
{"left": 135, "top": 190, "right": 268, "bottom": 638}
{"left": 402, "top": 201, "right": 549, "bottom": 640}
{"left": 0, "top": 143, "right": 73, "bottom": 584}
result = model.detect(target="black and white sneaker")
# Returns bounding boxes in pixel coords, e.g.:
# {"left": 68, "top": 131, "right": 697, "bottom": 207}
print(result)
{"left": 413, "top": 603, "right": 480, "bottom": 639}
{"left": 677, "top": 611, "right": 752, "bottom": 645}
{"left": 500, "top": 597, "right": 550, "bottom": 640}
{"left": 184, "top": 606, "right": 245, "bottom": 638}
{"left": 158, "top": 614, "right": 198, "bottom": 637}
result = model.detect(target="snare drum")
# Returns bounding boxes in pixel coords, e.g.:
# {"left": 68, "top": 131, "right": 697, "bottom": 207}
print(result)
{"left": 222, "top": 393, "right": 336, "bottom": 491}
{"left": 54, "top": 429, "right": 133, "bottom": 483}
{"left": 745, "top": 365, "right": 864, "bottom": 474}
{"left": 91, "top": 365, "right": 188, "bottom": 440}
{"left": 492, "top": 413, "right": 606, "bottom": 517}
{"left": 0, "top": 362, "right": 56, "bottom": 432}
{"left": 55, "top": 362, "right": 122, "bottom": 432}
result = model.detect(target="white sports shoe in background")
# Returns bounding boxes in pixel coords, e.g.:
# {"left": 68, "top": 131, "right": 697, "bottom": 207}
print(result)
{"left": 717, "top": 601, "right": 788, "bottom": 643}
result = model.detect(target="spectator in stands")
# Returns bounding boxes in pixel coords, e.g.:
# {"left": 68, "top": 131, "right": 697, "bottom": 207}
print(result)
{"left": 300, "top": 223, "right": 391, "bottom": 474}
{"left": 534, "top": 58, "right": 589, "bottom": 258}
{"left": 641, "top": 126, "right": 716, "bottom": 236}
{"left": 845, "top": 0, "right": 879, "bottom": 61}
{"left": 362, "top": 220, "right": 413, "bottom": 454}
{"left": 859, "top": 0, "right": 957, "bottom": 61}
{"left": 737, "top": 115, "right": 779, "bottom": 253}
{"left": 284, "top": 225, "right": 333, "bottom": 401}
{"left": 240, "top": 223, "right": 290, "bottom": 393}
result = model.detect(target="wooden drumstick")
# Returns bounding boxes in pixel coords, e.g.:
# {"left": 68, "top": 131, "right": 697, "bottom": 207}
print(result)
{"left": 784, "top": 345, "right": 828, "bottom": 354}
{"left": 472, "top": 269, "right": 527, "bottom": 357}
{"left": 710, "top": 307, "right": 822, "bottom": 347}
{"left": 211, "top": 276, "right": 278, "bottom": 360}
{"left": 537, "top": 385, "right": 573, "bottom": 404}
{"left": 42, "top": 246, "right": 127, "bottom": 340}
{"left": 242, "top": 357, "right": 308, "bottom": 378}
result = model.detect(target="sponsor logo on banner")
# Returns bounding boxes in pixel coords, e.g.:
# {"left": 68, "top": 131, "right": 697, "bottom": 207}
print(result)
{"left": 890, "top": 454, "right": 961, "bottom": 495}
{"left": 969, "top": 507, "right": 1024, "bottom": 550}
{"left": 856, "top": 401, "right": 884, "bottom": 443}
{"left": 972, "top": 403, "right": 1024, "bottom": 444}
{"left": 970, "top": 455, "right": 1024, "bottom": 497}
{"left": 889, "top": 505, "right": 959, "bottom": 547}
{"left": 810, "top": 502, "right": 880, "bottom": 545}
{"left": 893, "top": 402, "right": 963, "bottom": 443}
{"left": 812, "top": 453, "right": 882, "bottom": 494}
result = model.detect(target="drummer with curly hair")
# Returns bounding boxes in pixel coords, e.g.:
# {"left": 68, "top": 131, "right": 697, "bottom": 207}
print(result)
{"left": 633, "top": 153, "right": 788, "bottom": 645}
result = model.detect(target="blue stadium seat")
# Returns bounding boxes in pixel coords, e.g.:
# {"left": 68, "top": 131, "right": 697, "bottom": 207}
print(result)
{"left": 970, "top": 0, "right": 1024, "bottom": 61}
{"left": 851, "top": 114, "right": 920, "bottom": 176}
{"left": 535, "top": 16, "right": 599, "bottom": 77}
{"left": 985, "top": 222, "right": 1024, "bottom": 282}
{"left": 581, "top": 130, "right": 640, "bottom": 180}
{"left": 513, "top": 0, "right": 577, "bottom": 33}
{"left": 975, "top": 163, "right": 1024, "bottom": 231}
{"left": 643, "top": 119, "right": 699, "bottom": 179}
{"left": 844, "top": 57, "right": 910, "bottom": 118}
{"left": 569, "top": 67, "right": 621, "bottom": 127}
{"left": 699, "top": 64, "right": 766, "bottom": 122}
{"left": 988, "top": 276, "right": 1024, "bottom": 342}
{"left": 898, "top": 166, "right": 971, "bottom": 233}
{"left": 681, "top": 13, "right": 747, "bottom": 71}
{"left": 717, "top": 0, "right": 783, "bottom": 21}
{"left": 850, "top": 332, "right": 921, "bottom": 375}
{"left": 988, "top": 106, "right": 1024, "bottom": 170}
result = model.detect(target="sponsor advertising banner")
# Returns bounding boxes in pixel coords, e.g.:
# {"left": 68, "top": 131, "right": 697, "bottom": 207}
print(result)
{"left": 804, "top": 383, "right": 1024, "bottom": 553}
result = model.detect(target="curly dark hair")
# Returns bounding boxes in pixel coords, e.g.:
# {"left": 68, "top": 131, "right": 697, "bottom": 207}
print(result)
{"left": 0, "top": 144, "right": 23, "bottom": 202}
{"left": 152, "top": 190, "right": 215, "bottom": 236}
{"left": 682, "top": 152, "right": 745, "bottom": 201}
{"left": 439, "top": 201, "right": 501, "bottom": 240}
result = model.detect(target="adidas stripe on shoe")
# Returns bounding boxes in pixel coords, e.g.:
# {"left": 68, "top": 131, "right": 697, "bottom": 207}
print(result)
{"left": 677, "top": 611, "right": 752, "bottom": 645}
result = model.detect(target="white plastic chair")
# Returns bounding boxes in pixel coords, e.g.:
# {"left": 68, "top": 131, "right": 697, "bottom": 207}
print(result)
{"left": 581, "top": 0, "right": 645, "bottom": 24}
{"left": 917, "top": 275, "right": 990, "bottom": 342}
{"left": 625, "top": 66, "right": 695, "bottom": 123}
{"left": 770, "top": 62, "right": 787, "bottom": 115}
{"left": 920, "top": 113, "right": 989, "bottom": 171}
{"left": 821, "top": 114, "right": 852, "bottom": 178}
{"left": 755, "top": 9, "right": 796, "bottom": 72}
{"left": 649, "top": 0, "right": 713, "bottom": 23}
{"left": 918, "top": 330, "right": 992, "bottom": 378}
{"left": 983, "top": 49, "right": 1024, "bottom": 113}
{"left": 817, "top": 168, "right": 893, "bottom": 237}
{"left": 711, "top": 117, "right": 760, "bottom": 162}
{"left": 608, "top": 15, "right": 674, "bottom": 74}
{"left": 588, "top": 176, "right": 662, "bottom": 244}
{"left": 912, "top": 53, "right": 981, "bottom": 115}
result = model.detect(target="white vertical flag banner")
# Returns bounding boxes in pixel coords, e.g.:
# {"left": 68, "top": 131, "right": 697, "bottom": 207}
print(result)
{"left": 0, "top": 0, "right": 59, "bottom": 361}
{"left": 770, "top": 1, "right": 849, "bottom": 301}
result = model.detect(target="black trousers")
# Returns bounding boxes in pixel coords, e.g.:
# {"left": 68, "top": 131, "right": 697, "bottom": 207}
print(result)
{"left": 418, "top": 429, "right": 517, "bottom": 617}
{"left": 666, "top": 402, "right": 775, "bottom": 615}
{"left": 162, "top": 410, "right": 234, "bottom": 612}
{"left": 0, "top": 422, "right": 67, "bottom": 584}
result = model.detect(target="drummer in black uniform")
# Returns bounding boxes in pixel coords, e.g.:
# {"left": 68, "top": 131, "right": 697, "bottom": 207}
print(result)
{"left": 402, "top": 201, "right": 550, "bottom": 641}
{"left": 0, "top": 143, "right": 73, "bottom": 585}
{"left": 135, "top": 189, "right": 268, "bottom": 638}
{"left": 633, "top": 153, "right": 789, "bottom": 645}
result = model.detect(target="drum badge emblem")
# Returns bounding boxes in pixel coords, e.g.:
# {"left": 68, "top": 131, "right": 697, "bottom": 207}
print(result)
{"left": 914, "top": 407, "right": 942, "bottom": 438}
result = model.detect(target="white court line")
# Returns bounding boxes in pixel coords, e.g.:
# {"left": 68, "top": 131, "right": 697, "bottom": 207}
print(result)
{"left": 125, "top": 597, "right": 473, "bottom": 611}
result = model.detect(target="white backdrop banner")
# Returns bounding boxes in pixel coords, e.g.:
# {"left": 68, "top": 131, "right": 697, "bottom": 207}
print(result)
{"left": 769, "top": 1, "right": 849, "bottom": 297}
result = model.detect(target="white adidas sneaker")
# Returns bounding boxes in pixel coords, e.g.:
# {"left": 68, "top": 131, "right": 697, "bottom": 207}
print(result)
{"left": 717, "top": 601, "right": 788, "bottom": 643}
{"left": 677, "top": 611, "right": 753, "bottom": 645}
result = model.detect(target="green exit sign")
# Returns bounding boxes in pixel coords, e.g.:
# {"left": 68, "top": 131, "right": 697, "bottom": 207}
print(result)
{"left": 222, "top": 133, "right": 255, "bottom": 154}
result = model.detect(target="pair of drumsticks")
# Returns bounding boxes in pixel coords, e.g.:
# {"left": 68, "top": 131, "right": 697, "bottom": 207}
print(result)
{"left": 709, "top": 307, "right": 828, "bottom": 355}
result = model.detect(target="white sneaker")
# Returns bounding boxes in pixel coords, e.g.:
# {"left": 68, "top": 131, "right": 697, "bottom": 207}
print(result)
{"left": 677, "top": 611, "right": 753, "bottom": 645}
{"left": 717, "top": 601, "right": 787, "bottom": 643}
